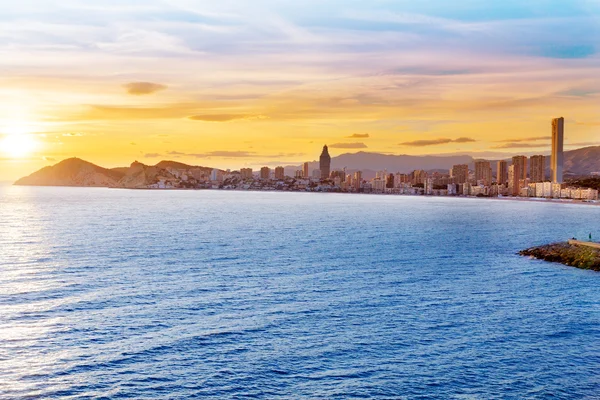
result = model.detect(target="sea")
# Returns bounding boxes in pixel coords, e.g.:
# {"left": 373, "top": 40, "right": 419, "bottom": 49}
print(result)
{"left": 1, "top": 185, "right": 599, "bottom": 399}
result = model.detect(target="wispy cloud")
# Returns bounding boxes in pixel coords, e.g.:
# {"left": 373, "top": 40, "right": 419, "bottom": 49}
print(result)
{"left": 188, "top": 114, "right": 268, "bottom": 122}
{"left": 400, "top": 137, "right": 476, "bottom": 147}
{"left": 166, "top": 150, "right": 304, "bottom": 158}
{"left": 453, "top": 137, "right": 477, "bottom": 143}
{"left": 492, "top": 142, "right": 548, "bottom": 149}
{"left": 144, "top": 153, "right": 162, "bottom": 158}
{"left": 496, "top": 136, "right": 549, "bottom": 143}
{"left": 329, "top": 142, "right": 368, "bottom": 149}
{"left": 346, "top": 133, "right": 370, "bottom": 138}
{"left": 124, "top": 82, "right": 167, "bottom": 95}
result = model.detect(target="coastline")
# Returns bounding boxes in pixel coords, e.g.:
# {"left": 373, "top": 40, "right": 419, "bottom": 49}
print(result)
{"left": 8, "top": 183, "right": 600, "bottom": 206}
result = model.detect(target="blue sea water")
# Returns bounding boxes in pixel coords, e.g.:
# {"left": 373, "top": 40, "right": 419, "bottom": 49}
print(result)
{"left": 1, "top": 185, "right": 599, "bottom": 399}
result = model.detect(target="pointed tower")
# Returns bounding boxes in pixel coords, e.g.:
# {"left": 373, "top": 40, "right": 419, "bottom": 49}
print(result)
{"left": 319, "top": 145, "right": 331, "bottom": 180}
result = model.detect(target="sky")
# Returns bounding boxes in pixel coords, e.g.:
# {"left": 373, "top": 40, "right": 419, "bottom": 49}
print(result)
{"left": 0, "top": 0, "right": 599, "bottom": 180}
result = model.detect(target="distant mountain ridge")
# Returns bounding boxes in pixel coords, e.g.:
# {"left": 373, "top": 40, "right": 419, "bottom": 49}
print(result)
{"left": 14, "top": 146, "right": 600, "bottom": 187}
{"left": 14, "top": 158, "right": 216, "bottom": 188}
{"left": 285, "top": 146, "right": 600, "bottom": 178}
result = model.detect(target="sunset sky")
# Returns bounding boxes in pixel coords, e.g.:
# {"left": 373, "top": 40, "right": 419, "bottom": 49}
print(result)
{"left": 1, "top": 0, "right": 599, "bottom": 180}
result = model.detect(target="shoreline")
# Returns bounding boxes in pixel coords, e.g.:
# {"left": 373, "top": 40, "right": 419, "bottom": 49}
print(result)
{"left": 7, "top": 183, "right": 600, "bottom": 206}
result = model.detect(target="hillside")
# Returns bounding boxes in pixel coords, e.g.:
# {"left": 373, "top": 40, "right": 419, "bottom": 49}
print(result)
{"left": 564, "top": 146, "right": 600, "bottom": 176}
{"left": 15, "top": 158, "right": 218, "bottom": 188}
{"left": 14, "top": 158, "right": 126, "bottom": 187}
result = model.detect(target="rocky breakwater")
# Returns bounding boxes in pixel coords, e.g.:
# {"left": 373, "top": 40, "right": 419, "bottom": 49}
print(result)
{"left": 520, "top": 241, "right": 600, "bottom": 271}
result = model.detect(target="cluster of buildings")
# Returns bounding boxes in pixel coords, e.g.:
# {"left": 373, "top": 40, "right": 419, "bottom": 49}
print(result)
{"left": 156, "top": 117, "right": 597, "bottom": 201}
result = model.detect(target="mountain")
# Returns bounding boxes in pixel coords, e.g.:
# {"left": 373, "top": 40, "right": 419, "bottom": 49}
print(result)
{"left": 564, "top": 146, "right": 600, "bottom": 176}
{"left": 15, "top": 158, "right": 217, "bottom": 188}
{"left": 14, "top": 158, "right": 126, "bottom": 187}
{"left": 284, "top": 152, "right": 474, "bottom": 178}
{"left": 284, "top": 147, "right": 600, "bottom": 179}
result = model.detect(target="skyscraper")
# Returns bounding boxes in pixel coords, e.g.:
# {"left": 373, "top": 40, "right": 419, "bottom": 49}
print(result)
{"left": 274, "top": 166, "right": 284, "bottom": 180}
{"left": 354, "top": 171, "right": 362, "bottom": 190}
{"left": 508, "top": 165, "right": 519, "bottom": 195}
{"left": 551, "top": 117, "right": 564, "bottom": 183}
{"left": 302, "top": 162, "right": 309, "bottom": 178}
{"left": 530, "top": 155, "right": 545, "bottom": 183}
{"left": 474, "top": 160, "right": 492, "bottom": 186}
{"left": 319, "top": 145, "right": 331, "bottom": 180}
{"left": 240, "top": 168, "right": 253, "bottom": 179}
{"left": 450, "top": 164, "right": 469, "bottom": 184}
{"left": 512, "top": 156, "right": 528, "bottom": 180}
{"left": 260, "top": 167, "right": 270, "bottom": 180}
{"left": 497, "top": 160, "right": 508, "bottom": 185}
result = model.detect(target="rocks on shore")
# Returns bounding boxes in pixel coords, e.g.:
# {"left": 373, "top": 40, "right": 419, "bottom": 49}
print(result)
{"left": 520, "top": 242, "right": 600, "bottom": 271}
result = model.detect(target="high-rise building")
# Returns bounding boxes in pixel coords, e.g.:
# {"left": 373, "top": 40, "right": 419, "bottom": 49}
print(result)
{"left": 551, "top": 117, "right": 564, "bottom": 183}
{"left": 512, "top": 156, "right": 528, "bottom": 180}
{"left": 451, "top": 164, "right": 469, "bottom": 184}
{"left": 295, "top": 170, "right": 303, "bottom": 178}
{"left": 302, "top": 162, "right": 309, "bottom": 178}
{"left": 319, "top": 145, "right": 331, "bottom": 180}
{"left": 354, "top": 171, "right": 362, "bottom": 190}
{"left": 474, "top": 160, "right": 492, "bottom": 186}
{"left": 330, "top": 170, "right": 346, "bottom": 181}
{"left": 497, "top": 160, "right": 508, "bottom": 185}
{"left": 240, "top": 168, "right": 253, "bottom": 179}
{"left": 274, "top": 166, "right": 285, "bottom": 180}
{"left": 530, "top": 155, "right": 545, "bottom": 183}
{"left": 386, "top": 173, "right": 395, "bottom": 189}
{"left": 509, "top": 159, "right": 527, "bottom": 196}
{"left": 260, "top": 167, "right": 270, "bottom": 180}
{"left": 508, "top": 165, "right": 517, "bottom": 195}
{"left": 411, "top": 170, "right": 427, "bottom": 185}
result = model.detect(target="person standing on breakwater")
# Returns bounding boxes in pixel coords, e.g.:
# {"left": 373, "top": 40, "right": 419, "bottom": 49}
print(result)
{"left": 590, "top": 233, "right": 593, "bottom": 241}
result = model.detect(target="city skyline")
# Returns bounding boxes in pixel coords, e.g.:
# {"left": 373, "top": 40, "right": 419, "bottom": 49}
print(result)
{"left": 0, "top": 1, "right": 600, "bottom": 180}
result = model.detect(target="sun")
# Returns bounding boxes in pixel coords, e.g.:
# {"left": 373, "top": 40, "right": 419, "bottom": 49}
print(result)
{"left": 0, "top": 133, "right": 38, "bottom": 158}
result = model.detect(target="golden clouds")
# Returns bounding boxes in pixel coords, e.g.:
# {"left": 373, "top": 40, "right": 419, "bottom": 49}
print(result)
{"left": 124, "top": 82, "right": 168, "bottom": 95}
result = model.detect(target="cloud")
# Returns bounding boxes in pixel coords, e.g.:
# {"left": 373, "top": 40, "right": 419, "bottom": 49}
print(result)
{"left": 346, "top": 133, "right": 370, "bottom": 138}
{"left": 496, "top": 136, "right": 549, "bottom": 143}
{"left": 164, "top": 150, "right": 305, "bottom": 159}
{"left": 43, "top": 156, "right": 56, "bottom": 161}
{"left": 453, "top": 137, "right": 476, "bottom": 143}
{"left": 188, "top": 114, "right": 268, "bottom": 122}
{"left": 400, "top": 137, "right": 476, "bottom": 147}
{"left": 144, "top": 153, "right": 162, "bottom": 158}
{"left": 124, "top": 82, "right": 167, "bottom": 95}
{"left": 329, "top": 142, "right": 368, "bottom": 149}
{"left": 492, "top": 142, "right": 548, "bottom": 149}
{"left": 62, "top": 132, "right": 83, "bottom": 137}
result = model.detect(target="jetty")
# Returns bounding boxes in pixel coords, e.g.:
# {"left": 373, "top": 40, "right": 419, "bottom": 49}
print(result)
{"left": 520, "top": 241, "right": 600, "bottom": 271}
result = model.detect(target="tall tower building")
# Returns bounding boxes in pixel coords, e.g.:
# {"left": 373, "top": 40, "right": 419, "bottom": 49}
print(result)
{"left": 474, "top": 160, "right": 492, "bottom": 186}
{"left": 512, "top": 156, "right": 528, "bottom": 180}
{"left": 530, "top": 155, "right": 545, "bottom": 183}
{"left": 497, "top": 160, "right": 508, "bottom": 185}
{"left": 551, "top": 117, "right": 564, "bottom": 183}
{"left": 450, "top": 164, "right": 469, "bottom": 184}
{"left": 319, "top": 145, "right": 331, "bottom": 180}
{"left": 260, "top": 166, "right": 270, "bottom": 180}
{"left": 508, "top": 165, "right": 520, "bottom": 195}
{"left": 354, "top": 171, "right": 362, "bottom": 190}
{"left": 302, "top": 162, "right": 309, "bottom": 178}
{"left": 274, "top": 166, "right": 285, "bottom": 180}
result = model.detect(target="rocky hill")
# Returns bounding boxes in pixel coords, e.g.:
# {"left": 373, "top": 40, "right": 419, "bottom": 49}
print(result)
{"left": 15, "top": 158, "right": 217, "bottom": 188}
{"left": 14, "top": 158, "right": 126, "bottom": 187}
